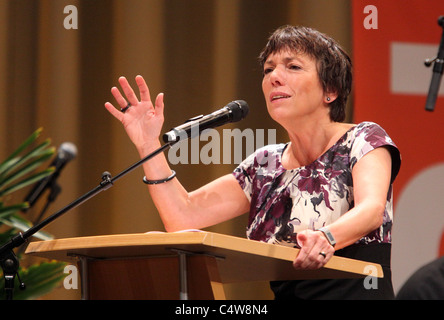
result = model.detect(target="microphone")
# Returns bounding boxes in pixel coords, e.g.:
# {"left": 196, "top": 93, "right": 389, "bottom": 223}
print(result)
{"left": 162, "top": 100, "right": 249, "bottom": 143}
{"left": 23, "top": 142, "right": 77, "bottom": 210}
{"left": 425, "top": 16, "right": 444, "bottom": 111}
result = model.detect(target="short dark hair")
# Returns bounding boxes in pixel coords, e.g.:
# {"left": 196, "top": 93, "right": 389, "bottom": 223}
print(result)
{"left": 259, "top": 25, "right": 352, "bottom": 122}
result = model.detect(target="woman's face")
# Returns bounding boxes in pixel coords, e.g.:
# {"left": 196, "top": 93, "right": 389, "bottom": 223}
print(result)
{"left": 262, "top": 49, "right": 329, "bottom": 126}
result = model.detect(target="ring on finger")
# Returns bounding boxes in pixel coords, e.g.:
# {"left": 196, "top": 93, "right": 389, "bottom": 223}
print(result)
{"left": 121, "top": 103, "right": 131, "bottom": 113}
{"left": 319, "top": 251, "right": 327, "bottom": 258}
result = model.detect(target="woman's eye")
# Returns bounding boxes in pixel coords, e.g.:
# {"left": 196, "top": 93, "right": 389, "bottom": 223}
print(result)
{"left": 289, "top": 65, "right": 301, "bottom": 70}
{"left": 263, "top": 68, "right": 273, "bottom": 75}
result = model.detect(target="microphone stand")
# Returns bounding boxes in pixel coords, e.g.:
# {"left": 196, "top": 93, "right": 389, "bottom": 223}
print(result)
{"left": 0, "top": 141, "right": 174, "bottom": 300}
{"left": 33, "top": 181, "right": 62, "bottom": 226}
{"left": 425, "top": 15, "right": 444, "bottom": 112}
{"left": 15, "top": 181, "right": 62, "bottom": 258}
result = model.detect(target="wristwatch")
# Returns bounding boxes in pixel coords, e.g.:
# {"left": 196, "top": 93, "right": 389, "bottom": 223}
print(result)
{"left": 318, "top": 227, "right": 336, "bottom": 247}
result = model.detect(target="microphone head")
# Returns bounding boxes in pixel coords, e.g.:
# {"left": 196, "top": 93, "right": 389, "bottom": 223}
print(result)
{"left": 227, "top": 100, "right": 249, "bottom": 122}
{"left": 58, "top": 142, "right": 77, "bottom": 161}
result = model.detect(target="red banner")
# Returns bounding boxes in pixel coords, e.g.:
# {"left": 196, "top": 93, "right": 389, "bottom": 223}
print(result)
{"left": 352, "top": 0, "right": 444, "bottom": 292}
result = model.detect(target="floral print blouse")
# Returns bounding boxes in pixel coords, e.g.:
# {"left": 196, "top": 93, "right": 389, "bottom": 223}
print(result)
{"left": 233, "top": 122, "right": 401, "bottom": 248}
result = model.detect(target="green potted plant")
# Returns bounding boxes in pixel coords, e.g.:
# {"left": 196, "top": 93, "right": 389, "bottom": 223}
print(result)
{"left": 0, "top": 128, "right": 66, "bottom": 300}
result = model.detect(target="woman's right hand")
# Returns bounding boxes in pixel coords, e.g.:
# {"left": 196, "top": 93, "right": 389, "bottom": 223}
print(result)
{"left": 104, "top": 75, "right": 165, "bottom": 153}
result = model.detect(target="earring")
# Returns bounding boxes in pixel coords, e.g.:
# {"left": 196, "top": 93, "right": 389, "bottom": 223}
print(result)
{"left": 326, "top": 97, "right": 331, "bottom": 102}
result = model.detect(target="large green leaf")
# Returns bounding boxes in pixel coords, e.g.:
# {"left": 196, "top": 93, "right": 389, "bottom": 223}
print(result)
{"left": 0, "top": 149, "right": 55, "bottom": 189}
{"left": 0, "top": 128, "right": 43, "bottom": 173}
{"left": 0, "top": 214, "right": 54, "bottom": 241}
{"left": 0, "top": 139, "right": 54, "bottom": 183}
{"left": 0, "top": 167, "right": 55, "bottom": 198}
{"left": 0, "top": 203, "right": 29, "bottom": 219}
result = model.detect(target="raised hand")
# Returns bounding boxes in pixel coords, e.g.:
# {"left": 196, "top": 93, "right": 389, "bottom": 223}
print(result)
{"left": 104, "top": 75, "right": 165, "bottom": 152}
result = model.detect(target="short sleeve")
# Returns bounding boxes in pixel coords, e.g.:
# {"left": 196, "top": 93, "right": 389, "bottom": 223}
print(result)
{"left": 232, "top": 144, "right": 286, "bottom": 202}
{"left": 350, "top": 122, "right": 401, "bottom": 183}
{"left": 232, "top": 151, "right": 256, "bottom": 202}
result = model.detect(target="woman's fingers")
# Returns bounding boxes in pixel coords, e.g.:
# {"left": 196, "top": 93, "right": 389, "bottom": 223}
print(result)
{"left": 104, "top": 101, "right": 123, "bottom": 120}
{"left": 293, "top": 230, "right": 334, "bottom": 270}
{"left": 135, "top": 75, "right": 151, "bottom": 103}
{"left": 154, "top": 92, "right": 164, "bottom": 117}
{"left": 118, "top": 76, "right": 140, "bottom": 106}
{"left": 107, "top": 75, "right": 155, "bottom": 110}
{"left": 294, "top": 248, "right": 327, "bottom": 269}
{"left": 110, "top": 86, "right": 129, "bottom": 108}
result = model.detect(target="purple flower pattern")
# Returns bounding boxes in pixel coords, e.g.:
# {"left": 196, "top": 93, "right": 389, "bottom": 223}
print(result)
{"left": 233, "top": 122, "right": 400, "bottom": 248}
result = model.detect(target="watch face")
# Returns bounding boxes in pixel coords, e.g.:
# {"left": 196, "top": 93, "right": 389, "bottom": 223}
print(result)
{"left": 320, "top": 228, "right": 336, "bottom": 246}
{"left": 327, "top": 234, "right": 335, "bottom": 244}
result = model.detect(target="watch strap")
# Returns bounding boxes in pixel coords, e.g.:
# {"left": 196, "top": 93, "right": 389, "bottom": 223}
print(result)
{"left": 318, "top": 226, "right": 336, "bottom": 247}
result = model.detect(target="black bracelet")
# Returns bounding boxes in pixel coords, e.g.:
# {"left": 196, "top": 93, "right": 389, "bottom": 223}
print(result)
{"left": 142, "top": 170, "right": 176, "bottom": 185}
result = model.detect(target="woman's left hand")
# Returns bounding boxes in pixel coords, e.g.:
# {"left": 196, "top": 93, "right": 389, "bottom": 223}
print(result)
{"left": 293, "top": 229, "right": 335, "bottom": 269}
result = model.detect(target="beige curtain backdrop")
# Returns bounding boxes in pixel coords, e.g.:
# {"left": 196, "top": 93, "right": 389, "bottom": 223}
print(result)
{"left": 0, "top": 0, "right": 351, "bottom": 299}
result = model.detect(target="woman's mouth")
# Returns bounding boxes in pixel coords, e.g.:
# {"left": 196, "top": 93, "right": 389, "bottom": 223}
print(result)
{"left": 270, "top": 93, "right": 291, "bottom": 102}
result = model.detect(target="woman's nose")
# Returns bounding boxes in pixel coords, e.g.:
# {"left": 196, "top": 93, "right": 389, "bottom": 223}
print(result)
{"left": 269, "top": 66, "right": 285, "bottom": 86}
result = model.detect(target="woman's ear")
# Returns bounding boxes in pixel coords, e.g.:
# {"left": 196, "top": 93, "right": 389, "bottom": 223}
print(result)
{"left": 324, "top": 91, "right": 338, "bottom": 104}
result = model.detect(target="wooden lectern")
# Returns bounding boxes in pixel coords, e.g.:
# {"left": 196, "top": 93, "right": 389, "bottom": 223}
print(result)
{"left": 25, "top": 231, "right": 382, "bottom": 300}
